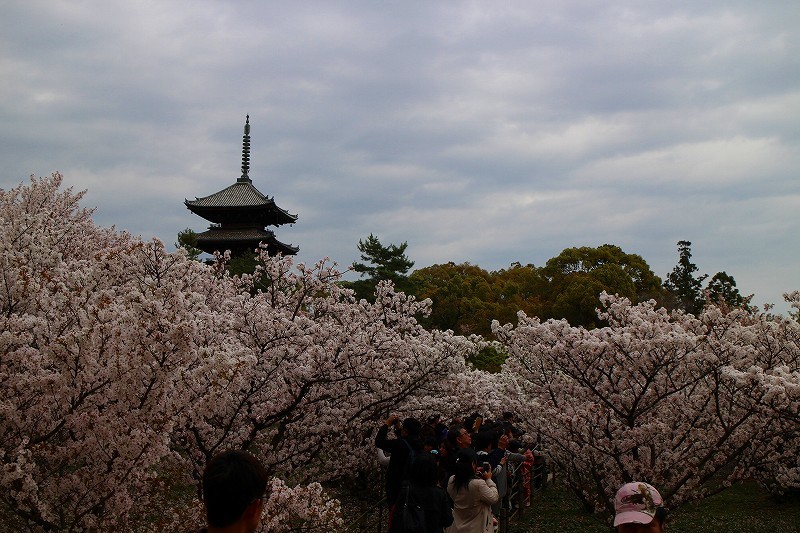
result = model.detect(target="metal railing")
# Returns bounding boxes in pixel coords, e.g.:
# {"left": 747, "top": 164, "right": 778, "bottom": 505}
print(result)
{"left": 498, "top": 453, "right": 550, "bottom": 533}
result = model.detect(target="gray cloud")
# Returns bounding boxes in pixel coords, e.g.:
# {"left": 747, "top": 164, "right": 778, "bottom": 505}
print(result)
{"left": 1, "top": 0, "right": 798, "bottom": 313}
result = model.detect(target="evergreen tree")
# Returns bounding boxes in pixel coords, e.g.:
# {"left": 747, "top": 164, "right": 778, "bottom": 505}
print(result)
{"left": 541, "top": 244, "right": 665, "bottom": 327}
{"left": 663, "top": 240, "right": 708, "bottom": 315}
{"left": 347, "top": 234, "right": 414, "bottom": 300}
{"left": 706, "top": 271, "right": 745, "bottom": 308}
{"left": 409, "top": 262, "right": 498, "bottom": 335}
{"left": 175, "top": 228, "right": 202, "bottom": 261}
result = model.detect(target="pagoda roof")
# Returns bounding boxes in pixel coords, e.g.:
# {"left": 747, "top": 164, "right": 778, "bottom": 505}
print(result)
{"left": 185, "top": 180, "right": 298, "bottom": 225}
{"left": 195, "top": 226, "right": 299, "bottom": 255}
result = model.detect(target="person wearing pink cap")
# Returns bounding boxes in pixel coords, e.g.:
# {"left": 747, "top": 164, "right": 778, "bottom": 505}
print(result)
{"left": 613, "top": 481, "right": 667, "bottom": 532}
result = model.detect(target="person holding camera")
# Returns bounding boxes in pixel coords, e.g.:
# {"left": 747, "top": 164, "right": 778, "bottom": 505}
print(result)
{"left": 376, "top": 414, "right": 423, "bottom": 506}
{"left": 391, "top": 452, "right": 453, "bottom": 533}
{"left": 446, "top": 448, "right": 499, "bottom": 533}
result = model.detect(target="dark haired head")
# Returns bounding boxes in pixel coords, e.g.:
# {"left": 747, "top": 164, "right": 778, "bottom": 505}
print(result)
{"left": 446, "top": 424, "right": 460, "bottom": 446}
{"left": 423, "top": 437, "right": 438, "bottom": 452}
{"left": 409, "top": 453, "right": 439, "bottom": 487}
{"left": 474, "top": 431, "right": 493, "bottom": 452}
{"left": 202, "top": 450, "right": 269, "bottom": 528}
{"left": 504, "top": 420, "right": 524, "bottom": 438}
{"left": 464, "top": 413, "right": 479, "bottom": 432}
{"left": 402, "top": 417, "right": 422, "bottom": 438}
{"left": 439, "top": 438, "right": 455, "bottom": 457}
{"left": 447, "top": 423, "right": 466, "bottom": 447}
{"left": 453, "top": 448, "right": 478, "bottom": 493}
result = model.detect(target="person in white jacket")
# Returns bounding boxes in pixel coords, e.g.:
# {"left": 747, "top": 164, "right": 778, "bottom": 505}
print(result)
{"left": 446, "top": 449, "right": 499, "bottom": 533}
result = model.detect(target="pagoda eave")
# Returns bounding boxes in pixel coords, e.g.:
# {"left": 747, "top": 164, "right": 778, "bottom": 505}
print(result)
{"left": 195, "top": 227, "right": 298, "bottom": 256}
{"left": 185, "top": 202, "right": 297, "bottom": 226}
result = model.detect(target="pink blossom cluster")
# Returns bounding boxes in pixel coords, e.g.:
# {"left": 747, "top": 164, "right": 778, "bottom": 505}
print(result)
{"left": 3, "top": 175, "right": 797, "bottom": 528}
{"left": 261, "top": 479, "right": 343, "bottom": 531}
{"left": 0, "top": 175, "right": 478, "bottom": 531}
{"left": 494, "top": 292, "right": 800, "bottom": 511}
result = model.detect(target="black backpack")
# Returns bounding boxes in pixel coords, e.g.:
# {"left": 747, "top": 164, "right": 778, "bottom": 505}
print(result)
{"left": 392, "top": 482, "right": 426, "bottom": 533}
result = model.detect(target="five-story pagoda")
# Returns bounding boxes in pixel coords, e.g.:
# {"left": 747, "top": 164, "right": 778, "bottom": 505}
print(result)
{"left": 185, "top": 116, "right": 298, "bottom": 257}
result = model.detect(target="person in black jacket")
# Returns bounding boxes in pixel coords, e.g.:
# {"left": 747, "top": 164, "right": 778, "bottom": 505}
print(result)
{"left": 376, "top": 415, "right": 423, "bottom": 505}
{"left": 391, "top": 452, "right": 453, "bottom": 533}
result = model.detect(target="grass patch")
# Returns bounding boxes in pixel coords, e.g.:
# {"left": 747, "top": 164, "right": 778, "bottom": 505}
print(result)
{"left": 512, "top": 481, "right": 608, "bottom": 532}
{"left": 668, "top": 483, "right": 800, "bottom": 533}
{"left": 514, "top": 481, "right": 800, "bottom": 533}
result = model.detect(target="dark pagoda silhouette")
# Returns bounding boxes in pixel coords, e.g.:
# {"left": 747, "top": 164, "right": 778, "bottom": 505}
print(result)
{"left": 185, "top": 116, "right": 298, "bottom": 257}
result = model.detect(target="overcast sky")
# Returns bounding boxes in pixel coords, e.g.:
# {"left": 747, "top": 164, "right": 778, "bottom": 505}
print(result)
{"left": 1, "top": 1, "right": 798, "bottom": 313}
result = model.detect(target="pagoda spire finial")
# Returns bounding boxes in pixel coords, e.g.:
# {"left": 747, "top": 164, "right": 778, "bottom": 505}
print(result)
{"left": 238, "top": 114, "right": 251, "bottom": 183}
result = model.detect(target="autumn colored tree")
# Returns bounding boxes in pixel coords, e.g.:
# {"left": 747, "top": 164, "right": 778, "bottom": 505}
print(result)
{"left": 408, "top": 262, "right": 548, "bottom": 371}
{"left": 409, "top": 262, "right": 499, "bottom": 336}
{"left": 540, "top": 244, "right": 664, "bottom": 327}
{"left": 491, "top": 262, "right": 547, "bottom": 326}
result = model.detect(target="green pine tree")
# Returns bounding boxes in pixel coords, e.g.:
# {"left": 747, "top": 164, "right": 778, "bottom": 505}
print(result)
{"left": 347, "top": 234, "right": 414, "bottom": 300}
{"left": 175, "top": 228, "right": 203, "bottom": 261}
{"left": 664, "top": 240, "right": 708, "bottom": 315}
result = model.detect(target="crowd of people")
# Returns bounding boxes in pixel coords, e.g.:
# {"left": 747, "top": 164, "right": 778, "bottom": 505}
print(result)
{"left": 192, "top": 418, "right": 666, "bottom": 533}
{"left": 374, "top": 413, "right": 667, "bottom": 533}
{"left": 374, "top": 412, "right": 545, "bottom": 533}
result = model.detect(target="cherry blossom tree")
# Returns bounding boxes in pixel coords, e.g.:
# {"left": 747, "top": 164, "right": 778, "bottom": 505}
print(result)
{"left": 1, "top": 174, "right": 204, "bottom": 530}
{"left": 7, "top": 174, "right": 795, "bottom": 530}
{"left": 1, "top": 174, "right": 480, "bottom": 531}
{"left": 494, "top": 293, "right": 800, "bottom": 514}
{"left": 719, "top": 292, "right": 800, "bottom": 492}
{"left": 171, "top": 257, "right": 477, "bottom": 489}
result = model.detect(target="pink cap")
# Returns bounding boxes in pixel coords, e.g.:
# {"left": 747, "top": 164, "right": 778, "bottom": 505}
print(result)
{"left": 613, "top": 482, "right": 663, "bottom": 527}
